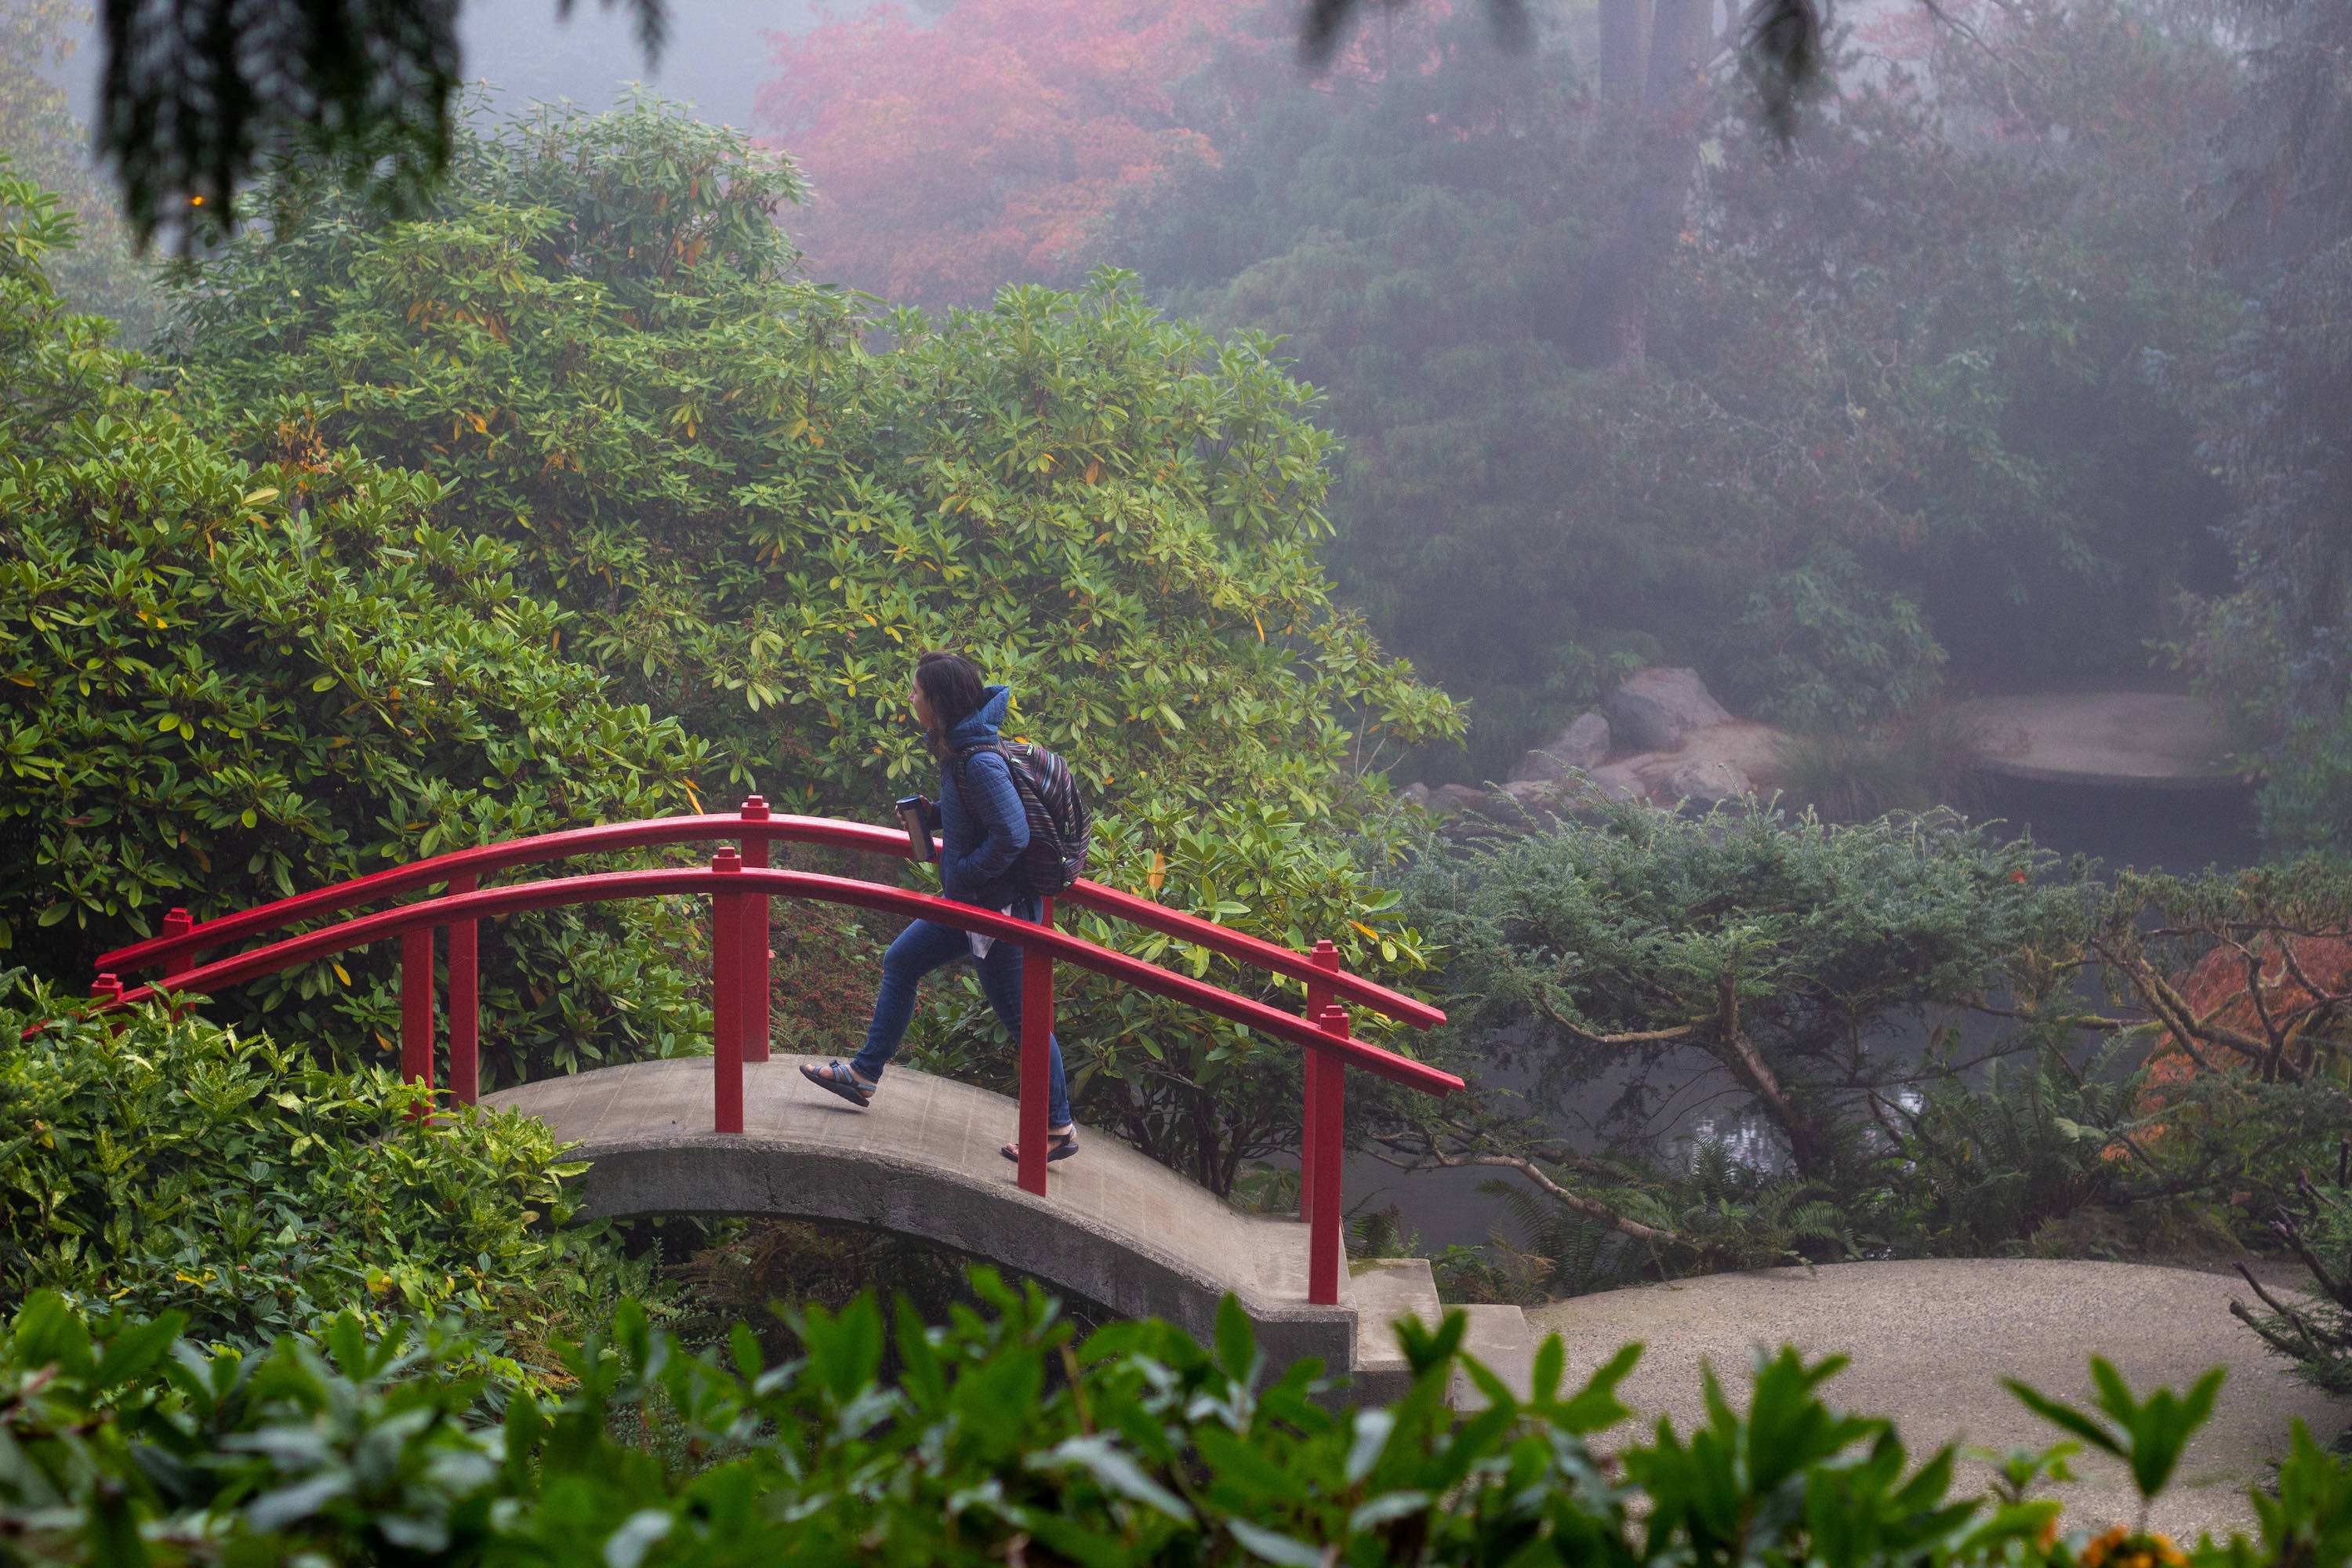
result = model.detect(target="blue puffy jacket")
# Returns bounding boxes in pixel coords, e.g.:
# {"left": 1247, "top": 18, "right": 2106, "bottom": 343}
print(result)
{"left": 933, "top": 684, "right": 1031, "bottom": 910}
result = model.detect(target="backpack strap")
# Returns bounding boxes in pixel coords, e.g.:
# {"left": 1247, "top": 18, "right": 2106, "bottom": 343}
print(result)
{"left": 952, "top": 740, "right": 1030, "bottom": 827}
{"left": 950, "top": 739, "right": 1008, "bottom": 800}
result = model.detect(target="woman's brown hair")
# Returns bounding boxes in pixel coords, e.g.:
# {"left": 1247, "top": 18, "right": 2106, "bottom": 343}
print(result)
{"left": 914, "top": 651, "right": 987, "bottom": 761}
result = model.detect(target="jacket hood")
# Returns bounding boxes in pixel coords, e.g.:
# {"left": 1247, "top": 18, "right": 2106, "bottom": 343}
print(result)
{"left": 947, "top": 684, "right": 1011, "bottom": 750}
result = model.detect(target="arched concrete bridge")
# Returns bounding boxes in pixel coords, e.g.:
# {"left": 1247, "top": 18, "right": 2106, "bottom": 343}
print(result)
{"left": 83, "top": 801, "right": 1484, "bottom": 1400}
{"left": 488, "top": 1053, "right": 1536, "bottom": 1405}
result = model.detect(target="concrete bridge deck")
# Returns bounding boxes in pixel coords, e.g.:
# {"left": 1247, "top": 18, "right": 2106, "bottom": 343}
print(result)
{"left": 486, "top": 1054, "right": 1466, "bottom": 1392}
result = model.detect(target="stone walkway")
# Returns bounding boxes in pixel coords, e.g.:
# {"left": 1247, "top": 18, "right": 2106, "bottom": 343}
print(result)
{"left": 1959, "top": 692, "right": 2241, "bottom": 788}
{"left": 492, "top": 1061, "right": 2343, "bottom": 1535}
{"left": 1525, "top": 1259, "right": 2345, "bottom": 1539}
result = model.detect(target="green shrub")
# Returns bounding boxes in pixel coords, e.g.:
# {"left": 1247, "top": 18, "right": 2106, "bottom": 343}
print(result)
{"left": 168, "top": 97, "right": 1461, "bottom": 826}
{"left": 2230, "top": 1178, "right": 2352, "bottom": 1398}
{"left": 0, "top": 976, "right": 649, "bottom": 1363}
{"left": 0, "top": 165, "right": 716, "bottom": 1080}
{"left": 1391, "top": 820, "right": 2352, "bottom": 1290}
{"left": 154, "top": 100, "right": 1465, "bottom": 1188}
{"left": 1732, "top": 547, "right": 1946, "bottom": 729}
{"left": 3, "top": 1279, "right": 2342, "bottom": 1566}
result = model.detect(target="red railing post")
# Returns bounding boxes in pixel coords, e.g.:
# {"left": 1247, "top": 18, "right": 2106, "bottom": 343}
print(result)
{"left": 447, "top": 873, "right": 478, "bottom": 1105}
{"left": 160, "top": 909, "right": 194, "bottom": 978}
{"left": 86, "top": 972, "right": 125, "bottom": 1037}
{"left": 739, "top": 797, "right": 771, "bottom": 1063}
{"left": 711, "top": 848, "right": 746, "bottom": 1134}
{"left": 1299, "top": 938, "right": 1339, "bottom": 1223}
{"left": 400, "top": 927, "right": 434, "bottom": 1115}
{"left": 1017, "top": 897, "right": 1056, "bottom": 1197}
{"left": 1307, "top": 1004, "right": 1350, "bottom": 1307}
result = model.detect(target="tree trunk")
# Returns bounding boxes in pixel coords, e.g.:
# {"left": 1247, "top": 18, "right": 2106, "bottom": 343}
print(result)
{"left": 1599, "top": 0, "right": 1649, "bottom": 101}
{"left": 1567, "top": 0, "right": 1713, "bottom": 368}
{"left": 1644, "top": 0, "right": 1712, "bottom": 106}
{"left": 1712, "top": 969, "right": 1831, "bottom": 1178}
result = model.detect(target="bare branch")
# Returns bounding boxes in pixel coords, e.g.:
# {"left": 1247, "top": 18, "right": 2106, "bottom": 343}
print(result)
{"left": 1965, "top": 1000, "right": 2136, "bottom": 1033}
{"left": 1365, "top": 1132, "right": 1700, "bottom": 1254}
{"left": 1534, "top": 995, "right": 1699, "bottom": 1047}
{"left": 2231, "top": 1297, "right": 2322, "bottom": 1363}
{"left": 2234, "top": 1261, "right": 2333, "bottom": 1364}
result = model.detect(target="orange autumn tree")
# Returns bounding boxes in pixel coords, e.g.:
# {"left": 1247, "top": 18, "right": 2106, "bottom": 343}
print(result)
{"left": 758, "top": 0, "right": 1276, "bottom": 303}
{"left": 2150, "top": 933, "right": 2352, "bottom": 1092}
{"left": 757, "top": 0, "right": 1442, "bottom": 305}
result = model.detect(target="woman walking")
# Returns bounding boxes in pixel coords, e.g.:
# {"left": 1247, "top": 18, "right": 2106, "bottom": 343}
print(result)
{"left": 800, "top": 651, "right": 1079, "bottom": 1165}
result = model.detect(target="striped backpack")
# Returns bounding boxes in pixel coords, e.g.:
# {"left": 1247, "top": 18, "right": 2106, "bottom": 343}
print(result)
{"left": 956, "top": 740, "right": 1094, "bottom": 896}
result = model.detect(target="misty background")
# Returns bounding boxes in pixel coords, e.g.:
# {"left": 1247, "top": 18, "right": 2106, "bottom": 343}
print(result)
{"left": 9, "top": 0, "right": 2352, "bottom": 1341}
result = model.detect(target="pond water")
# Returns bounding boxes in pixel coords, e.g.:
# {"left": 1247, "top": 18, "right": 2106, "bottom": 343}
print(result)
{"left": 1977, "top": 776, "right": 2262, "bottom": 879}
{"left": 1340, "top": 778, "right": 2268, "bottom": 1255}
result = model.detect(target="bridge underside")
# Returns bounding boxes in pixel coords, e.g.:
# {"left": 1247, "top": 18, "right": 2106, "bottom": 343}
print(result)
{"left": 486, "top": 1056, "right": 1368, "bottom": 1379}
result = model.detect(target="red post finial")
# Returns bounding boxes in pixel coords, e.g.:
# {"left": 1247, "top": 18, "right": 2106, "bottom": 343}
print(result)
{"left": 711, "top": 848, "right": 742, "bottom": 874}
{"left": 739, "top": 794, "right": 770, "bottom": 821}
{"left": 91, "top": 973, "right": 123, "bottom": 1004}
{"left": 163, "top": 908, "right": 194, "bottom": 935}
{"left": 1319, "top": 1004, "right": 1351, "bottom": 1036}
{"left": 1311, "top": 938, "right": 1340, "bottom": 970}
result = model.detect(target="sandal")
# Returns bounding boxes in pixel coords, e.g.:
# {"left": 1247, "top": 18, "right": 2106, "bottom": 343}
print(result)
{"left": 800, "top": 1060, "right": 875, "bottom": 1109}
{"left": 1002, "top": 1127, "right": 1080, "bottom": 1164}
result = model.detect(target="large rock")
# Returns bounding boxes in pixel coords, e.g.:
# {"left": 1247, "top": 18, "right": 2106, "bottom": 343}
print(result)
{"left": 1584, "top": 763, "right": 1648, "bottom": 805}
{"left": 1664, "top": 758, "right": 1753, "bottom": 806}
{"left": 1507, "top": 712, "right": 1613, "bottom": 784}
{"left": 1497, "top": 778, "right": 1569, "bottom": 821}
{"left": 1428, "top": 783, "right": 1492, "bottom": 818}
{"left": 1603, "top": 667, "right": 1735, "bottom": 753}
{"left": 1397, "top": 782, "right": 1432, "bottom": 809}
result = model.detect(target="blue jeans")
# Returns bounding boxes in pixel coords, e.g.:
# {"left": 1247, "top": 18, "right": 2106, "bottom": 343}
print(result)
{"left": 850, "top": 903, "right": 1073, "bottom": 1130}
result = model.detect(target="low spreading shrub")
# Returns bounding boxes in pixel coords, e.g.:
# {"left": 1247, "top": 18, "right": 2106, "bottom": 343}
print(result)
{"left": 4, "top": 1277, "right": 2348, "bottom": 1566}
{"left": 0, "top": 978, "right": 652, "bottom": 1367}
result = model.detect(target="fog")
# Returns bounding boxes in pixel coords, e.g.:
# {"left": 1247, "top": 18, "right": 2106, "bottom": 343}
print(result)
{"left": 452, "top": 0, "right": 826, "bottom": 122}
{"left": 50, "top": 0, "right": 829, "bottom": 125}
{"left": 9, "top": 0, "right": 2350, "bottom": 1306}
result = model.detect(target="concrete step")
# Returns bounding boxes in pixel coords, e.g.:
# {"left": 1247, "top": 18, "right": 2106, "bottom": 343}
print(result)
{"left": 1344, "top": 1256, "right": 1539, "bottom": 1411}
{"left": 1449, "top": 1303, "right": 1537, "bottom": 1411}
{"left": 1347, "top": 1256, "right": 1443, "bottom": 1405}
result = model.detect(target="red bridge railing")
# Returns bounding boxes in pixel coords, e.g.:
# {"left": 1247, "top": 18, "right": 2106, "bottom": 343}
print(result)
{"left": 86, "top": 799, "right": 1457, "bottom": 1307}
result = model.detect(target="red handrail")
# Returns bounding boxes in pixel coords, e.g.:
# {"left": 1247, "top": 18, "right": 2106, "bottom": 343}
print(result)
{"left": 95, "top": 806, "right": 1444, "bottom": 1029}
{"left": 82, "top": 800, "right": 1455, "bottom": 1306}
{"left": 99, "top": 866, "right": 1460, "bottom": 1094}
{"left": 85, "top": 860, "right": 1461, "bottom": 1305}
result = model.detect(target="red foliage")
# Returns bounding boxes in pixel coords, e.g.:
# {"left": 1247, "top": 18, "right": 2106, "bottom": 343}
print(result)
{"left": 2128, "top": 931, "right": 2352, "bottom": 1153}
{"left": 757, "top": 0, "right": 1446, "bottom": 305}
